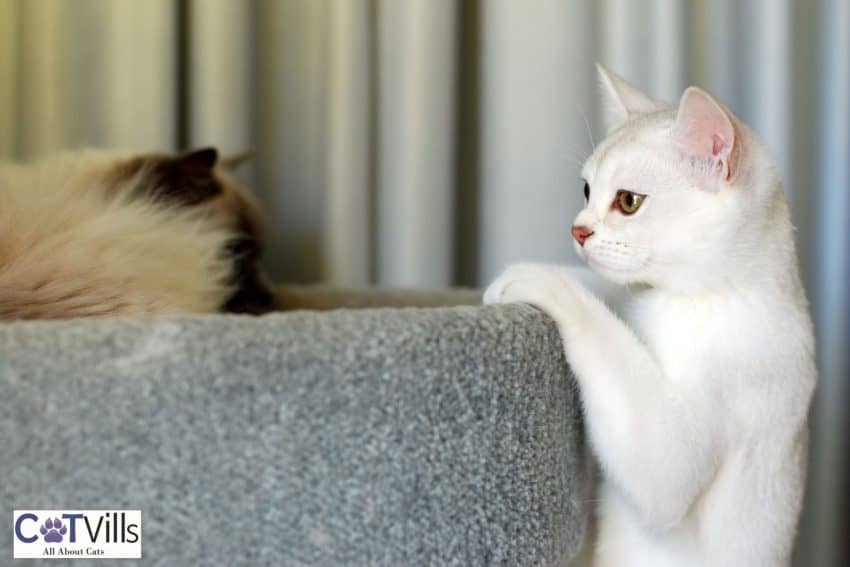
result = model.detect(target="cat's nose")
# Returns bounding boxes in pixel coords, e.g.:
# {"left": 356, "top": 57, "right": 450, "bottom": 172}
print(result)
{"left": 571, "top": 225, "right": 594, "bottom": 246}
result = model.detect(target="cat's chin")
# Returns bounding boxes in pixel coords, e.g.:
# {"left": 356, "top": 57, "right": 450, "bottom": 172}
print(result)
{"left": 584, "top": 257, "right": 643, "bottom": 286}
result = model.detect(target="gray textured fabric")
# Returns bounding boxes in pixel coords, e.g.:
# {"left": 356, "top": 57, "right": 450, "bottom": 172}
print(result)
{"left": 0, "top": 302, "right": 588, "bottom": 566}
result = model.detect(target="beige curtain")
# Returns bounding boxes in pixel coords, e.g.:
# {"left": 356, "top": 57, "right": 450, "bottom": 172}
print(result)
{"left": 0, "top": 0, "right": 176, "bottom": 155}
{"left": 1, "top": 1, "right": 847, "bottom": 564}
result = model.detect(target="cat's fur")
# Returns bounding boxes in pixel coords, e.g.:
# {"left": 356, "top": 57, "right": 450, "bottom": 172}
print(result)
{"left": 485, "top": 65, "right": 816, "bottom": 566}
{"left": 0, "top": 148, "right": 273, "bottom": 319}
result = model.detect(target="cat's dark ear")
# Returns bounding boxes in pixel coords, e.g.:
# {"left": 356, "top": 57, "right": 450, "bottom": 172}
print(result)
{"left": 179, "top": 147, "right": 219, "bottom": 170}
{"left": 150, "top": 147, "right": 222, "bottom": 205}
{"left": 597, "top": 63, "right": 664, "bottom": 132}
{"left": 674, "top": 87, "right": 737, "bottom": 181}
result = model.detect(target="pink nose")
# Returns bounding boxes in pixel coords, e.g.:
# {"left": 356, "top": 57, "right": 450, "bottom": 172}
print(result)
{"left": 571, "top": 225, "right": 594, "bottom": 246}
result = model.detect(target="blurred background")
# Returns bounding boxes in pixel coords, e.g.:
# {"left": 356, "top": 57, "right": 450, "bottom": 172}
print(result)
{"left": 0, "top": 0, "right": 846, "bottom": 564}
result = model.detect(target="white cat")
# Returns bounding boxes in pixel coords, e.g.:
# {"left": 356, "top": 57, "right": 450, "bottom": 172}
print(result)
{"left": 484, "top": 65, "right": 816, "bottom": 567}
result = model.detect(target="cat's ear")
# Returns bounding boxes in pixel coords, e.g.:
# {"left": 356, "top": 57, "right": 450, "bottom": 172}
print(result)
{"left": 148, "top": 147, "right": 222, "bottom": 205}
{"left": 673, "top": 87, "right": 737, "bottom": 181}
{"left": 178, "top": 147, "right": 219, "bottom": 170}
{"left": 596, "top": 63, "right": 663, "bottom": 131}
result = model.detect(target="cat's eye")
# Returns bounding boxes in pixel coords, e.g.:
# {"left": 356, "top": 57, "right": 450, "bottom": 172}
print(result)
{"left": 583, "top": 181, "right": 590, "bottom": 201}
{"left": 614, "top": 190, "right": 646, "bottom": 215}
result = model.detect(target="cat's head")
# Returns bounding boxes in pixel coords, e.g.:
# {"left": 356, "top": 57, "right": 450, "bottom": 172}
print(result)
{"left": 575, "top": 64, "right": 785, "bottom": 292}
{"left": 110, "top": 147, "right": 274, "bottom": 314}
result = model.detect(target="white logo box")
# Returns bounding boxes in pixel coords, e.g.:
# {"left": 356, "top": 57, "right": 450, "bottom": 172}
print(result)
{"left": 13, "top": 510, "right": 141, "bottom": 559}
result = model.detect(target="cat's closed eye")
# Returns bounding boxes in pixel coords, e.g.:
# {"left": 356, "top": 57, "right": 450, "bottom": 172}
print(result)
{"left": 583, "top": 181, "right": 590, "bottom": 201}
{"left": 614, "top": 190, "right": 646, "bottom": 215}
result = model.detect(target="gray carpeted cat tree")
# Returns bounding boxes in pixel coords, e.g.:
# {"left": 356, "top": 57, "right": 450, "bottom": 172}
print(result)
{"left": 0, "top": 289, "right": 589, "bottom": 565}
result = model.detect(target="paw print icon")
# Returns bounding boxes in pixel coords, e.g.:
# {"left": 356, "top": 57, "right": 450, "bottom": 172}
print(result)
{"left": 40, "top": 518, "right": 67, "bottom": 543}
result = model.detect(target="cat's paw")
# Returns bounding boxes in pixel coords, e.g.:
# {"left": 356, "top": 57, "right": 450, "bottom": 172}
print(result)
{"left": 484, "top": 263, "right": 579, "bottom": 314}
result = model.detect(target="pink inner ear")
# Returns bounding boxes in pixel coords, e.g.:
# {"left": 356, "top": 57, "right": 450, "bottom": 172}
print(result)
{"left": 675, "top": 88, "right": 735, "bottom": 177}
{"left": 712, "top": 134, "right": 727, "bottom": 156}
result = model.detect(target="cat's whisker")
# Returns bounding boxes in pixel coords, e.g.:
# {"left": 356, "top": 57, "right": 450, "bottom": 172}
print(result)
{"left": 563, "top": 146, "right": 591, "bottom": 171}
{"left": 582, "top": 498, "right": 609, "bottom": 504}
{"left": 579, "top": 108, "right": 596, "bottom": 150}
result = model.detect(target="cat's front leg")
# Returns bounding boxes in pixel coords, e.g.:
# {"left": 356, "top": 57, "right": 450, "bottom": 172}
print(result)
{"left": 485, "top": 262, "right": 719, "bottom": 532}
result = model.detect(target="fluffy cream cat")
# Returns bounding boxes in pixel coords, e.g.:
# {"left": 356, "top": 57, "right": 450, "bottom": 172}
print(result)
{"left": 0, "top": 148, "right": 272, "bottom": 319}
{"left": 485, "top": 65, "right": 816, "bottom": 566}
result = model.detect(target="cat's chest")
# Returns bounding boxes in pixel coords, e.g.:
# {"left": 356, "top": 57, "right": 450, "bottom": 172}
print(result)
{"left": 625, "top": 293, "right": 754, "bottom": 381}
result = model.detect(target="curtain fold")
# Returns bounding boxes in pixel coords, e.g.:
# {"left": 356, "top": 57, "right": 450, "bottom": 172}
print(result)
{"left": 1, "top": 1, "right": 847, "bottom": 563}
{"left": 377, "top": 0, "right": 457, "bottom": 286}
{"left": 253, "top": 0, "right": 329, "bottom": 283}
{"left": 0, "top": 0, "right": 17, "bottom": 158}
{"left": 325, "top": 0, "right": 373, "bottom": 286}
{"left": 479, "top": 0, "right": 594, "bottom": 283}
{"left": 805, "top": 2, "right": 850, "bottom": 565}
{"left": 7, "top": 0, "right": 176, "bottom": 156}
{"left": 187, "top": 0, "right": 252, "bottom": 156}
{"left": 751, "top": 0, "right": 793, "bottom": 191}
{"left": 650, "top": 0, "right": 686, "bottom": 101}
{"left": 14, "top": 1, "right": 66, "bottom": 155}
